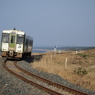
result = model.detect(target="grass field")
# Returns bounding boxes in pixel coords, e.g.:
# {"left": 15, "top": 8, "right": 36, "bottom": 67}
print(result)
{"left": 31, "top": 49, "right": 95, "bottom": 91}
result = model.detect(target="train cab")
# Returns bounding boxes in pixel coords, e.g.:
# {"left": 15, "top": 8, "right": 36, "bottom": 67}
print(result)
{"left": 1, "top": 29, "right": 33, "bottom": 58}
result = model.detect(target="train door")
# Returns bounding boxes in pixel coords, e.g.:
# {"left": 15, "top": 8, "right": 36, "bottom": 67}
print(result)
{"left": 9, "top": 34, "right": 16, "bottom": 50}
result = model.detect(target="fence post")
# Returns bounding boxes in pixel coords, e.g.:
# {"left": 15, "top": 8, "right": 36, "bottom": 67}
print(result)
{"left": 65, "top": 58, "right": 67, "bottom": 70}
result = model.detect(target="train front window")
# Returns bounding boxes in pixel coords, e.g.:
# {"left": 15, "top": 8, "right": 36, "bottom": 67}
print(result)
{"left": 11, "top": 35, "right": 15, "bottom": 43}
{"left": 2, "top": 33, "right": 9, "bottom": 43}
{"left": 17, "top": 34, "right": 24, "bottom": 44}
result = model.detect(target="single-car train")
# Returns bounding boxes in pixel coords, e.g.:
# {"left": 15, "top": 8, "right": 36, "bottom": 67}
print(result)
{"left": 1, "top": 28, "right": 33, "bottom": 58}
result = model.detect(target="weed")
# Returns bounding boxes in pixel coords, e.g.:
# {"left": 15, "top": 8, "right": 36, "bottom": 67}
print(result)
{"left": 77, "top": 53, "right": 88, "bottom": 58}
{"left": 77, "top": 53, "right": 95, "bottom": 58}
{"left": 57, "top": 61, "right": 63, "bottom": 64}
{"left": 74, "top": 67, "right": 88, "bottom": 77}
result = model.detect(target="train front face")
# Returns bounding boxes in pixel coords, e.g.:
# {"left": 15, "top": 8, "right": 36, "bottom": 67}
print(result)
{"left": 1, "top": 30, "right": 25, "bottom": 58}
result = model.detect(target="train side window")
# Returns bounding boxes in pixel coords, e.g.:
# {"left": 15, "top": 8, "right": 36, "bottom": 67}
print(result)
{"left": 26, "top": 38, "right": 28, "bottom": 45}
{"left": 29, "top": 40, "right": 30, "bottom": 46}
{"left": 32, "top": 40, "right": 33, "bottom": 45}
{"left": 29, "top": 40, "right": 32, "bottom": 46}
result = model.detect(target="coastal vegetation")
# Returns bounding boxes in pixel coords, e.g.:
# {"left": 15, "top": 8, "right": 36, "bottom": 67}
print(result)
{"left": 31, "top": 49, "right": 95, "bottom": 91}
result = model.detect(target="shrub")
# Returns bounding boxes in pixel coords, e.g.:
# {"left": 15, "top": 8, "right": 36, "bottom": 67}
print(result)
{"left": 77, "top": 53, "right": 88, "bottom": 58}
{"left": 74, "top": 67, "right": 88, "bottom": 77}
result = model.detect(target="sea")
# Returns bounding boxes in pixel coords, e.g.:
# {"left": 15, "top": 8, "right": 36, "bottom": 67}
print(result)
{"left": 0, "top": 46, "right": 95, "bottom": 54}
{"left": 32, "top": 46, "right": 95, "bottom": 53}
{"left": 33, "top": 50, "right": 47, "bottom": 53}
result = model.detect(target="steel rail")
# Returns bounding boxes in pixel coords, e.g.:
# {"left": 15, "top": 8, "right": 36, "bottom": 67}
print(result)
{"left": 15, "top": 61, "right": 88, "bottom": 95}
{"left": 3, "top": 60, "right": 63, "bottom": 95}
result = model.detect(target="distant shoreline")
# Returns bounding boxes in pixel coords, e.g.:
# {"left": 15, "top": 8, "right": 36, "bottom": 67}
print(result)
{"left": 33, "top": 46, "right": 95, "bottom": 53}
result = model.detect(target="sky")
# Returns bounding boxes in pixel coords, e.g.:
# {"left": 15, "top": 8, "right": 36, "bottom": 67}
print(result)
{"left": 0, "top": 0, "right": 95, "bottom": 47}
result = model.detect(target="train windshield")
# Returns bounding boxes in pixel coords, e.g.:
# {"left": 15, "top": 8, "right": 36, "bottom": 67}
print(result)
{"left": 17, "top": 34, "right": 24, "bottom": 44}
{"left": 2, "top": 33, "right": 9, "bottom": 43}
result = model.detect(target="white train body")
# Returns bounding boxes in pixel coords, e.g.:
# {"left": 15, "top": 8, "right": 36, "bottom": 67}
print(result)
{"left": 1, "top": 29, "right": 33, "bottom": 58}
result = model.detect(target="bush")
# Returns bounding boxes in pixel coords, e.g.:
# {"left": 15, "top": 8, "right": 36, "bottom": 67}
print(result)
{"left": 77, "top": 53, "right": 88, "bottom": 58}
{"left": 74, "top": 67, "right": 88, "bottom": 77}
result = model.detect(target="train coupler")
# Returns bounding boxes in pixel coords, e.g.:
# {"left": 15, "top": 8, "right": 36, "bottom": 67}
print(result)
{"left": 9, "top": 51, "right": 14, "bottom": 57}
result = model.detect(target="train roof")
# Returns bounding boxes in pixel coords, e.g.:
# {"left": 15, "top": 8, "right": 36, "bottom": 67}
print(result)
{"left": 2, "top": 29, "right": 33, "bottom": 40}
{"left": 2, "top": 29, "right": 25, "bottom": 35}
{"left": 26, "top": 35, "right": 33, "bottom": 40}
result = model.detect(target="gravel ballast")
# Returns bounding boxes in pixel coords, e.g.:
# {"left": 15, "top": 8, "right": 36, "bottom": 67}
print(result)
{"left": 0, "top": 57, "right": 95, "bottom": 95}
{"left": 0, "top": 58, "right": 48, "bottom": 95}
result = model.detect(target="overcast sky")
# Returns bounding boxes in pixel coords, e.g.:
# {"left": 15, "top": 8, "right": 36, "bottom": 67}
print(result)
{"left": 0, "top": 0, "right": 95, "bottom": 47}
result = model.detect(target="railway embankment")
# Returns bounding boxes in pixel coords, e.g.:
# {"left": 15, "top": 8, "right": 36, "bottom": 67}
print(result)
{"left": 0, "top": 58, "right": 48, "bottom": 95}
{"left": 0, "top": 49, "right": 95, "bottom": 95}
{"left": 31, "top": 49, "right": 95, "bottom": 94}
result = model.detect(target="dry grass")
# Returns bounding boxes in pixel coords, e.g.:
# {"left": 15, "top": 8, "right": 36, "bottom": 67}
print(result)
{"left": 31, "top": 50, "right": 95, "bottom": 91}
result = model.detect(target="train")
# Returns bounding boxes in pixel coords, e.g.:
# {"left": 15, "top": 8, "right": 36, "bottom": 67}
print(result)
{"left": 1, "top": 28, "right": 33, "bottom": 58}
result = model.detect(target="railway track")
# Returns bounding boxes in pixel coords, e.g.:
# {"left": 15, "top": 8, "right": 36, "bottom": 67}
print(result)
{"left": 3, "top": 59, "right": 88, "bottom": 95}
